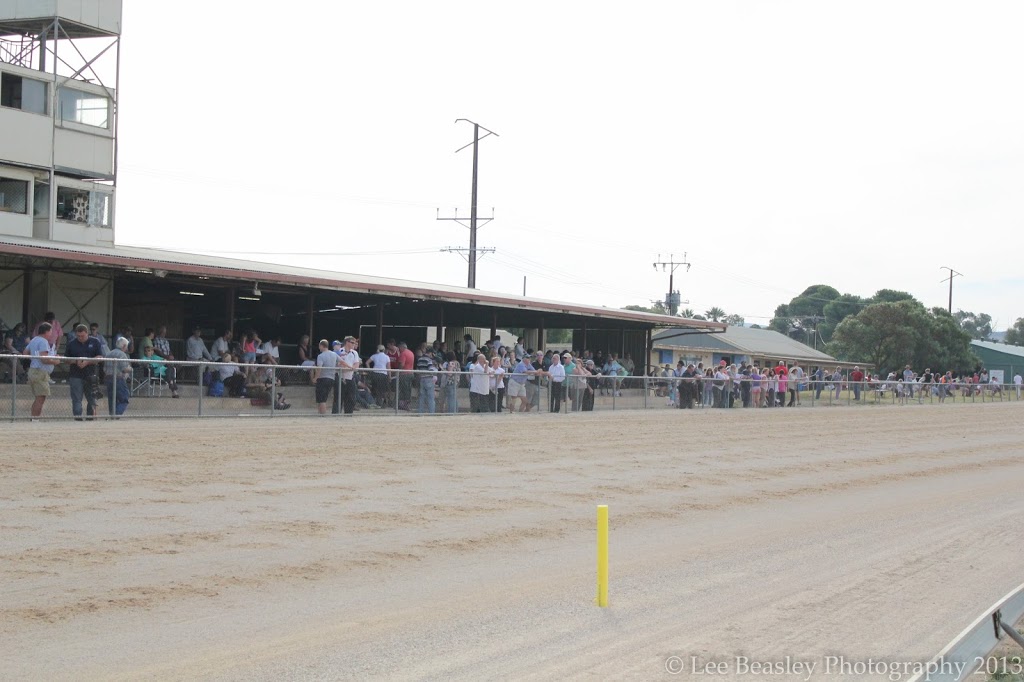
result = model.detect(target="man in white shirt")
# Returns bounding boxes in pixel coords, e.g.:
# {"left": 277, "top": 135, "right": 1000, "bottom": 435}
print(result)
{"left": 337, "top": 336, "right": 361, "bottom": 414}
{"left": 1015, "top": 372, "right": 1022, "bottom": 399}
{"left": 545, "top": 353, "right": 566, "bottom": 413}
{"left": 788, "top": 363, "right": 806, "bottom": 406}
{"left": 315, "top": 339, "right": 339, "bottom": 414}
{"left": 211, "top": 329, "right": 232, "bottom": 360}
{"left": 463, "top": 335, "right": 477, "bottom": 363}
{"left": 469, "top": 352, "right": 492, "bottom": 413}
{"left": 260, "top": 337, "right": 280, "bottom": 365}
{"left": 368, "top": 344, "right": 391, "bottom": 407}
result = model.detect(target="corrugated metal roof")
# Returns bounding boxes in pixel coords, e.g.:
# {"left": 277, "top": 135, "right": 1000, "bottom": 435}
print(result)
{"left": 653, "top": 325, "right": 839, "bottom": 363}
{"left": 971, "top": 340, "right": 1024, "bottom": 358}
{"left": 0, "top": 235, "right": 726, "bottom": 331}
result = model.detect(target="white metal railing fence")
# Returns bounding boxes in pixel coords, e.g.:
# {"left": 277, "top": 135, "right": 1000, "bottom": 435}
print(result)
{"left": 908, "top": 582, "right": 1024, "bottom": 682}
{"left": 2, "top": 355, "right": 1022, "bottom": 420}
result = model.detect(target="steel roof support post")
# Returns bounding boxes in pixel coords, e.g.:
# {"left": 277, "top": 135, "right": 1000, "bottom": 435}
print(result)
{"left": 226, "top": 287, "right": 235, "bottom": 335}
{"left": 307, "top": 294, "right": 315, "bottom": 345}
{"left": 376, "top": 303, "right": 384, "bottom": 349}
{"left": 538, "top": 318, "right": 545, "bottom": 352}
{"left": 645, "top": 328, "right": 652, "bottom": 377}
{"left": 438, "top": 304, "right": 445, "bottom": 345}
{"left": 490, "top": 312, "right": 497, "bottom": 342}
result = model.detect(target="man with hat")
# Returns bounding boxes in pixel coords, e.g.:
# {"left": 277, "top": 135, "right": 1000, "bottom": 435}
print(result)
{"left": 562, "top": 352, "right": 579, "bottom": 411}
{"left": 581, "top": 359, "right": 598, "bottom": 411}
{"left": 525, "top": 350, "right": 544, "bottom": 412}
{"left": 509, "top": 351, "right": 533, "bottom": 413}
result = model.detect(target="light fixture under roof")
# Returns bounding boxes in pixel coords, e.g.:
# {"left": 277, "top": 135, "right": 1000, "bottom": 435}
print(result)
{"left": 179, "top": 290, "right": 204, "bottom": 296}
{"left": 252, "top": 282, "right": 262, "bottom": 297}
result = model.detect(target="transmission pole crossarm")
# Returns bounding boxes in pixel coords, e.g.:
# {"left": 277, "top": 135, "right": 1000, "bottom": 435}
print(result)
{"left": 454, "top": 131, "right": 497, "bottom": 153}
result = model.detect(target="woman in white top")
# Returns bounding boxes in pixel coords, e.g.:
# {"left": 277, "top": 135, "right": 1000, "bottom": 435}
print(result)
{"left": 489, "top": 356, "right": 506, "bottom": 412}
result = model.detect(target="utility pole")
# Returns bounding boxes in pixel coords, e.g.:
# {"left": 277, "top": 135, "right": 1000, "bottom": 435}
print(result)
{"left": 437, "top": 119, "right": 499, "bottom": 288}
{"left": 939, "top": 266, "right": 963, "bottom": 314}
{"left": 652, "top": 253, "right": 691, "bottom": 315}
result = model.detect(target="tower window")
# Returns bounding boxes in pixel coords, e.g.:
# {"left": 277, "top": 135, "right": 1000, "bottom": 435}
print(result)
{"left": 56, "top": 186, "right": 110, "bottom": 227}
{"left": 0, "top": 177, "right": 29, "bottom": 214}
{"left": 58, "top": 87, "right": 109, "bottom": 128}
{"left": 0, "top": 73, "right": 48, "bottom": 115}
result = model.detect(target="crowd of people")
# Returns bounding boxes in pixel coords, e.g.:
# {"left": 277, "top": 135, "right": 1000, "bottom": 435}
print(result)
{"left": 3, "top": 315, "right": 1022, "bottom": 418}
{"left": 0, "top": 316, "right": 300, "bottom": 419}
{"left": 651, "top": 360, "right": 1021, "bottom": 408}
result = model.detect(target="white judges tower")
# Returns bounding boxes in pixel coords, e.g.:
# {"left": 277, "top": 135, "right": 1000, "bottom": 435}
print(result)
{"left": 0, "top": 0, "right": 121, "bottom": 247}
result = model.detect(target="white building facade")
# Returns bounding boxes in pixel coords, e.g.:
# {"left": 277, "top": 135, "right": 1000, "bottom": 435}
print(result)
{"left": 0, "top": 0, "right": 121, "bottom": 334}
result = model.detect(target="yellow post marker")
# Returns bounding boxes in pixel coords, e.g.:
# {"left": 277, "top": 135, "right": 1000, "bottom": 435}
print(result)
{"left": 596, "top": 504, "right": 609, "bottom": 607}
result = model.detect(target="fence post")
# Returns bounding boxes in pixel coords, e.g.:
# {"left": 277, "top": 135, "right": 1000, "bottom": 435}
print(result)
{"left": 111, "top": 359, "right": 117, "bottom": 419}
{"left": 198, "top": 362, "right": 204, "bottom": 417}
{"left": 270, "top": 366, "right": 276, "bottom": 417}
{"left": 643, "top": 374, "right": 648, "bottom": 410}
{"left": 393, "top": 373, "right": 399, "bottom": 415}
{"left": 10, "top": 356, "right": 16, "bottom": 419}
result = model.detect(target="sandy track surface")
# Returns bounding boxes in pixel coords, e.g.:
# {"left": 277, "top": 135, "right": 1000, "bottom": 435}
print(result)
{"left": 2, "top": 403, "right": 1023, "bottom": 681}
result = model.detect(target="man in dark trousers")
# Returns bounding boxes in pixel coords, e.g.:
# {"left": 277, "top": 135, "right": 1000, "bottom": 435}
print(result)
{"left": 65, "top": 323, "right": 103, "bottom": 420}
{"left": 677, "top": 363, "right": 698, "bottom": 409}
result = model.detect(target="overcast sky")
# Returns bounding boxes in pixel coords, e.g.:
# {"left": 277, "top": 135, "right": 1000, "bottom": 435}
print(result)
{"left": 112, "top": 1, "right": 1024, "bottom": 329}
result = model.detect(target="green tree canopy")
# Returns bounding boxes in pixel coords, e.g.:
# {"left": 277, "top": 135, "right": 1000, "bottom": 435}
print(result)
{"left": 723, "top": 313, "right": 745, "bottom": 326}
{"left": 870, "top": 289, "right": 917, "bottom": 305}
{"left": 828, "top": 301, "right": 977, "bottom": 374}
{"left": 953, "top": 310, "right": 993, "bottom": 340}
{"left": 768, "top": 285, "right": 841, "bottom": 337}
{"left": 818, "top": 293, "right": 868, "bottom": 343}
{"left": 623, "top": 301, "right": 670, "bottom": 315}
{"left": 705, "top": 307, "right": 726, "bottom": 322}
{"left": 1004, "top": 318, "right": 1024, "bottom": 346}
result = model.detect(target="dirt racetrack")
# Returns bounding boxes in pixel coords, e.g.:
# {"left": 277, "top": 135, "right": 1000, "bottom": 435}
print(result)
{"left": 3, "top": 403, "right": 1024, "bottom": 681}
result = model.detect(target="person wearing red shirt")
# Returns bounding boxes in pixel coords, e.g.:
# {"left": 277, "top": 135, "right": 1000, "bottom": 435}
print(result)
{"left": 850, "top": 366, "right": 865, "bottom": 401}
{"left": 396, "top": 341, "right": 416, "bottom": 410}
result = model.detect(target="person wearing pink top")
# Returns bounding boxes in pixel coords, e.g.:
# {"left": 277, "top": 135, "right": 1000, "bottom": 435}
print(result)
{"left": 776, "top": 370, "right": 788, "bottom": 407}
{"left": 33, "top": 312, "right": 62, "bottom": 348}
